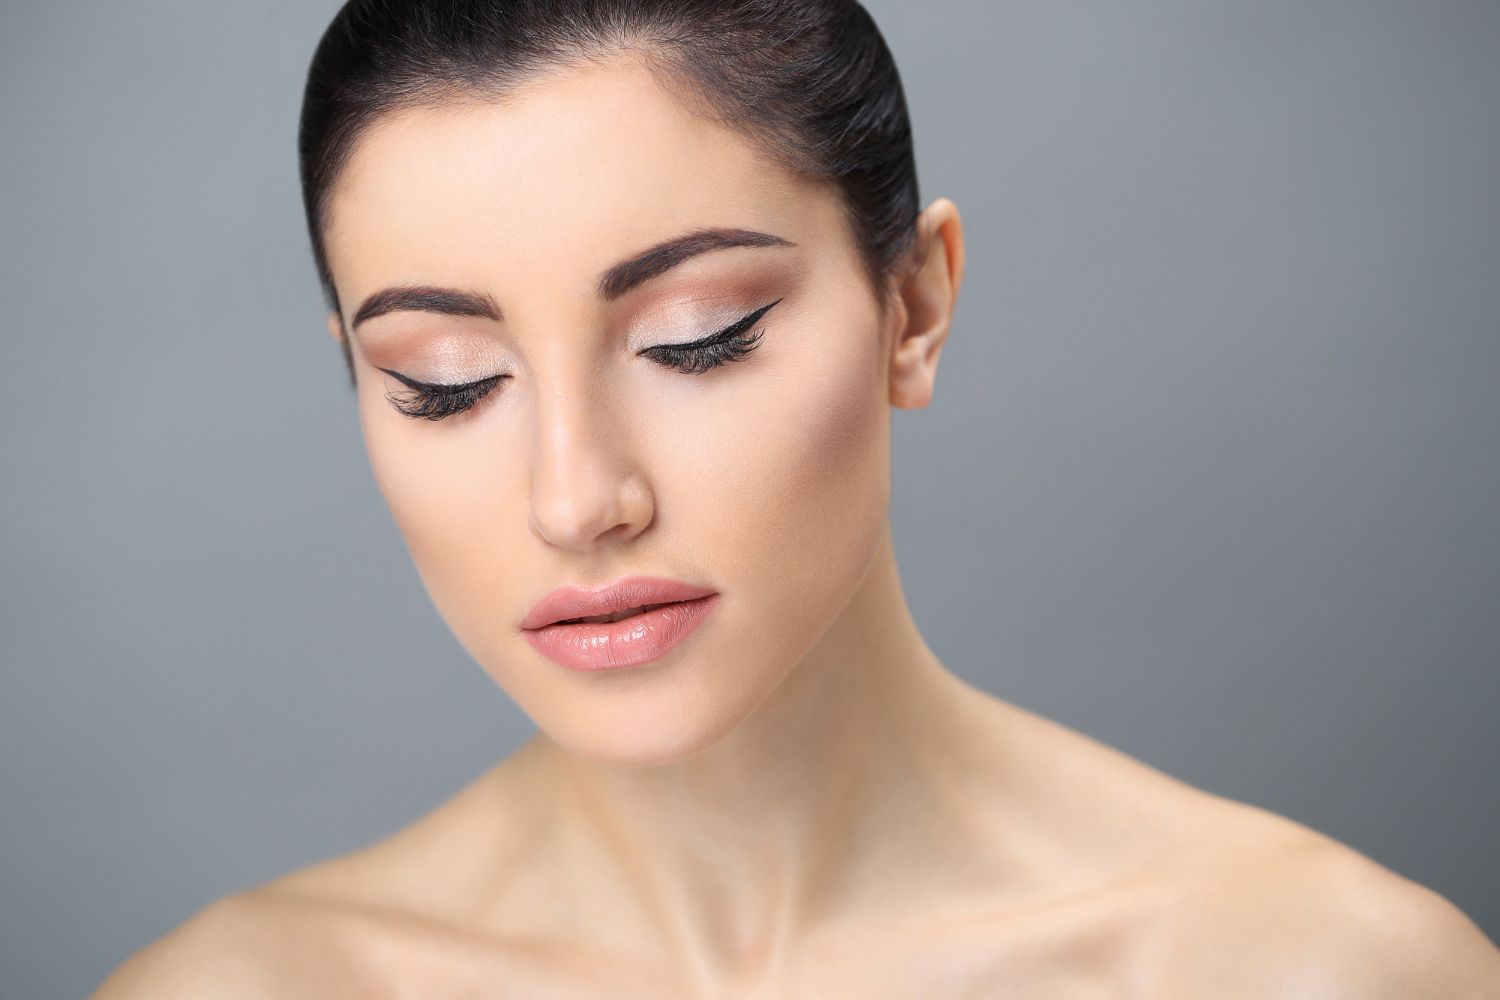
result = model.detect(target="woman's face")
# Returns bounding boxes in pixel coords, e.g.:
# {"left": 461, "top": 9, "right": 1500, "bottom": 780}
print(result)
{"left": 322, "top": 55, "right": 901, "bottom": 765}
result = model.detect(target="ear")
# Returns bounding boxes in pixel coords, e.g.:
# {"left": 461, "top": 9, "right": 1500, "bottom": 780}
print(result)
{"left": 325, "top": 311, "right": 345, "bottom": 345}
{"left": 888, "top": 197, "right": 965, "bottom": 410}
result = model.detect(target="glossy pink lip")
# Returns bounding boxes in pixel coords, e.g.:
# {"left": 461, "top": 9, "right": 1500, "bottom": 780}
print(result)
{"left": 523, "top": 594, "right": 720, "bottom": 672}
{"left": 521, "top": 576, "right": 718, "bottom": 630}
{"left": 520, "top": 576, "right": 721, "bottom": 672}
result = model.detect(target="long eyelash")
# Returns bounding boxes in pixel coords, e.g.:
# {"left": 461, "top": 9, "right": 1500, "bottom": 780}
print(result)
{"left": 376, "top": 368, "right": 504, "bottom": 421}
{"left": 641, "top": 297, "right": 781, "bottom": 375}
{"left": 376, "top": 298, "right": 781, "bottom": 421}
{"left": 645, "top": 324, "right": 766, "bottom": 375}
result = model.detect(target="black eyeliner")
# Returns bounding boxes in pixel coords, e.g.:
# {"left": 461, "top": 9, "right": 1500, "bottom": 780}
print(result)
{"left": 375, "top": 298, "right": 783, "bottom": 387}
{"left": 643, "top": 297, "right": 784, "bottom": 354}
{"left": 375, "top": 367, "right": 497, "bottom": 394}
{"left": 377, "top": 296, "right": 781, "bottom": 419}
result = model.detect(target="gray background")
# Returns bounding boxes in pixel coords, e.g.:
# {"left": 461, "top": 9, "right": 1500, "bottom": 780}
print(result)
{"left": 2, "top": 1, "right": 1496, "bottom": 995}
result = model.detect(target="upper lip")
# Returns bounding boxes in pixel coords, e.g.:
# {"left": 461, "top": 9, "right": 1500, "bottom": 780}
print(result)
{"left": 520, "top": 575, "right": 717, "bottom": 630}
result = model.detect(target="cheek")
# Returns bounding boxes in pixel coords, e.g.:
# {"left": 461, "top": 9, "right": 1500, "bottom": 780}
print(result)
{"left": 357, "top": 387, "right": 526, "bottom": 648}
{"left": 669, "top": 323, "right": 891, "bottom": 650}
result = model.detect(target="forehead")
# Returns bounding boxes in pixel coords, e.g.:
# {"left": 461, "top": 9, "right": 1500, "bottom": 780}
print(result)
{"left": 323, "top": 54, "right": 829, "bottom": 307}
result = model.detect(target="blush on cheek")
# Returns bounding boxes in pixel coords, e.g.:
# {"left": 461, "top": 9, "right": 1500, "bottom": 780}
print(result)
{"left": 783, "top": 357, "right": 890, "bottom": 565}
{"left": 719, "top": 348, "right": 892, "bottom": 643}
{"left": 361, "top": 421, "right": 521, "bottom": 642}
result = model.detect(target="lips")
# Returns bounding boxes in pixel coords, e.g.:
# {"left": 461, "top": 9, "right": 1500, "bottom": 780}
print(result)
{"left": 520, "top": 576, "right": 718, "bottom": 631}
{"left": 523, "top": 593, "right": 720, "bottom": 672}
{"left": 555, "top": 602, "right": 672, "bottom": 625}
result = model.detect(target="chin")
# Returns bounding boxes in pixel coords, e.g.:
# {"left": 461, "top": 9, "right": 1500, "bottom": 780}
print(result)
{"left": 491, "top": 618, "right": 808, "bottom": 770}
{"left": 534, "top": 685, "right": 765, "bottom": 769}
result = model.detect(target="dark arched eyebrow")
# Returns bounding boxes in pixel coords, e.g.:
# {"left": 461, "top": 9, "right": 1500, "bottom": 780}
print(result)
{"left": 348, "top": 226, "right": 794, "bottom": 331}
{"left": 596, "top": 226, "right": 793, "bottom": 300}
{"left": 350, "top": 286, "right": 501, "bottom": 330}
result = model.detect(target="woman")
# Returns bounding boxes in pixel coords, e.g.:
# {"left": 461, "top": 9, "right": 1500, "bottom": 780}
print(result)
{"left": 95, "top": 1, "right": 1499, "bottom": 995}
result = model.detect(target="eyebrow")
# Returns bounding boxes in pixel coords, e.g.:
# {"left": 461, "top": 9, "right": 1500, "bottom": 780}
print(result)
{"left": 349, "top": 226, "right": 794, "bottom": 331}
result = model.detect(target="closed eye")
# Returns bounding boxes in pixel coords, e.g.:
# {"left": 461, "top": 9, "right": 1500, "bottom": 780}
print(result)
{"left": 375, "top": 367, "right": 504, "bottom": 421}
{"left": 376, "top": 297, "right": 784, "bottom": 421}
{"left": 639, "top": 297, "right": 781, "bottom": 375}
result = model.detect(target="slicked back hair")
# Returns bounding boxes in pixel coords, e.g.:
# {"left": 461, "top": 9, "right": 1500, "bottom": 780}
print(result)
{"left": 298, "top": 0, "right": 922, "bottom": 382}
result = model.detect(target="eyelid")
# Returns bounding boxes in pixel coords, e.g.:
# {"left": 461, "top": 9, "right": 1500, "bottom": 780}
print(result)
{"left": 643, "top": 298, "right": 783, "bottom": 352}
{"left": 374, "top": 297, "right": 784, "bottom": 385}
{"left": 375, "top": 366, "right": 500, "bottom": 393}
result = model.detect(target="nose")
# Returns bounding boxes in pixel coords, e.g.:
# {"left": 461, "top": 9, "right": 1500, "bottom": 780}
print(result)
{"left": 527, "top": 379, "right": 653, "bottom": 553}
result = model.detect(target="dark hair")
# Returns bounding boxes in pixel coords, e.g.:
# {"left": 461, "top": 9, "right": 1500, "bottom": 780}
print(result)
{"left": 298, "top": 0, "right": 922, "bottom": 383}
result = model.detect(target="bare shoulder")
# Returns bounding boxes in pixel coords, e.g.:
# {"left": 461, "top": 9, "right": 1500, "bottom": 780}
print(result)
{"left": 979, "top": 696, "right": 1500, "bottom": 996}
{"left": 90, "top": 764, "right": 525, "bottom": 999}
{"left": 89, "top": 888, "right": 362, "bottom": 999}
{"left": 1154, "top": 825, "right": 1500, "bottom": 998}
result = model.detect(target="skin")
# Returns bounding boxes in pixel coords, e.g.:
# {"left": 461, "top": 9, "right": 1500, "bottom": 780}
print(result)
{"left": 94, "top": 51, "right": 1500, "bottom": 999}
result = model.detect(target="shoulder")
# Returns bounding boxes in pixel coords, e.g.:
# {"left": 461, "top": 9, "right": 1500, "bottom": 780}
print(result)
{"left": 1156, "top": 829, "right": 1500, "bottom": 998}
{"left": 89, "top": 888, "right": 369, "bottom": 999}
{"left": 89, "top": 766, "right": 524, "bottom": 999}
{"left": 983, "top": 701, "right": 1500, "bottom": 996}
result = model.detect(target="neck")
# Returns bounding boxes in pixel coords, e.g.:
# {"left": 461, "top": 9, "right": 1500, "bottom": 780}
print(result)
{"left": 501, "top": 525, "right": 1007, "bottom": 990}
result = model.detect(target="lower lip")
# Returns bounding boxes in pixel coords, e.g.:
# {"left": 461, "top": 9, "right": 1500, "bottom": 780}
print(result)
{"left": 522, "top": 594, "right": 720, "bottom": 672}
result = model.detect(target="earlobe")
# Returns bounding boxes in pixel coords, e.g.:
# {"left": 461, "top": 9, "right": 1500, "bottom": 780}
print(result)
{"left": 888, "top": 198, "right": 965, "bottom": 411}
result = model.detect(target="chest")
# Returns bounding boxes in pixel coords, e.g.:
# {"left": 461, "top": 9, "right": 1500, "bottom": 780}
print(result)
{"left": 319, "top": 913, "right": 1152, "bottom": 1000}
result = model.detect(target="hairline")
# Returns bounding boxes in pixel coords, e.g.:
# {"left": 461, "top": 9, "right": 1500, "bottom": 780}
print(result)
{"left": 312, "top": 42, "right": 897, "bottom": 330}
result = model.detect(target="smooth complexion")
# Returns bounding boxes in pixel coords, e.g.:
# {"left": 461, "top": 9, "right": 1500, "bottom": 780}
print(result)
{"left": 93, "top": 51, "right": 1500, "bottom": 999}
